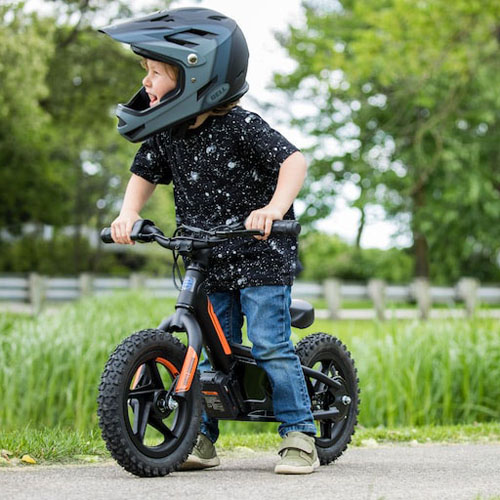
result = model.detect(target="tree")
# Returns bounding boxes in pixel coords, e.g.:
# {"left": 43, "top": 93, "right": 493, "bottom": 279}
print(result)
{"left": 0, "top": 5, "right": 63, "bottom": 230}
{"left": 275, "top": 0, "right": 500, "bottom": 281}
{"left": 1, "top": 1, "right": 177, "bottom": 273}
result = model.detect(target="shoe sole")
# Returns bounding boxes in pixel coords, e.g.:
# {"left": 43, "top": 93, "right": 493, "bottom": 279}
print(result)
{"left": 274, "top": 458, "right": 320, "bottom": 475}
{"left": 178, "top": 455, "right": 220, "bottom": 471}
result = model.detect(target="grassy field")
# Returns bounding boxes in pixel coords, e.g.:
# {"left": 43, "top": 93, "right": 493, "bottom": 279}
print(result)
{"left": 1, "top": 291, "right": 500, "bottom": 433}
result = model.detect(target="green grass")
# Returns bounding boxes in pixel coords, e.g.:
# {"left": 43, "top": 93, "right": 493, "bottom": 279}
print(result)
{"left": 298, "top": 316, "right": 500, "bottom": 427}
{"left": 0, "top": 427, "right": 107, "bottom": 464}
{"left": 1, "top": 291, "right": 500, "bottom": 433}
{"left": 1, "top": 422, "right": 499, "bottom": 466}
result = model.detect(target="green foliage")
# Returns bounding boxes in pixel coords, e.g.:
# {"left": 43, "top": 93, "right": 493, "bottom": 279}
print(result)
{"left": 299, "top": 231, "right": 413, "bottom": 282}
{"left": 0, "top": 5, "right": 62, "bottom": 229}
{"left": 0, "top": 1, "right": 176, "bottom": 263}
{"left": 352, "top": 318, "right": 500, "bottom": 427}
{"left": 276, "top": 0, "right": 500, "bottom": 280}
{"left": 0, "top": 292, "right": 175, "bottom": 431}
{"left": 302, "top": 315, "right": 500, "bottom": 427}
{"left": 1, "top": 293, "right": 500, "bottom": 432}
{"left": 0, "top": 234, "right": 174, "bottom": 275}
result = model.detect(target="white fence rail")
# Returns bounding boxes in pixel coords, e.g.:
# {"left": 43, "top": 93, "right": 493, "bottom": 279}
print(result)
{"left": 1, "top": 274, "right": 498, "bottom": 319}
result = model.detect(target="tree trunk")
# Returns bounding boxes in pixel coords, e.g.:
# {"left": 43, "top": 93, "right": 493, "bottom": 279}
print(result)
{"left": 413, "top": 231, "right": 429, "bottom": 277}
{"left": 355, "top": 207, "right": 365, "bottom": 249}
{"left": 73, "top": 159, "right": 84, "bottom": 274}
{"left": 412, "top": 187, "right": 429, "bottom": 278}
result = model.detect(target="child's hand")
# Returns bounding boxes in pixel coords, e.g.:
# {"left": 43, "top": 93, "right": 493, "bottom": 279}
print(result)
{"left": 111, "top": 211, "right": 141, "bottom": 245}
{"left": 245, "top": 206, "right": 284, "bottom": 240}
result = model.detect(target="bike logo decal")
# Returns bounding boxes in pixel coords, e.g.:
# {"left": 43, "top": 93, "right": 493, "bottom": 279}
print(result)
{"left": 181, "top": 276, "right": 196, "bottom": 292}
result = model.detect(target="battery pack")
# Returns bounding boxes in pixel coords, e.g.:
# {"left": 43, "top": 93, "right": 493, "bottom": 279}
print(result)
{"left": 200, "top": 371, "right": 242, "bottom": 419}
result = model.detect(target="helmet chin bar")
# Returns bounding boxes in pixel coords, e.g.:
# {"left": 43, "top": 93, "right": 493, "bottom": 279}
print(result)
{"left": 117, "top": 79, "right": 250, "bottom": 142}
{"left": 124, "top": 84, "right": 182, "bottom": 114}
{"left": 126, "top": 87, "right": 150, "bottom": 112}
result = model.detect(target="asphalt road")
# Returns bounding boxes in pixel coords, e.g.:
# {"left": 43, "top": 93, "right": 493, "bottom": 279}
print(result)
{"left": 1, "top": 443, "right": 499, "bottom": 500}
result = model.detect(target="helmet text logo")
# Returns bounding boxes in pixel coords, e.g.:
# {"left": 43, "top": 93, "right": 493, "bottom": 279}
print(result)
{"left": 208, "top": 83, "right": 230, "bottom": 104}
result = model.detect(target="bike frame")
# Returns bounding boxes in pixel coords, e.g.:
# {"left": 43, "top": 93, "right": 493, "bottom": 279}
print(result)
{"left": 157, "top": 248, "right": 235, "bottom": 398}
{"left": 154, "top": 245, "right": 347, "bottom": 424}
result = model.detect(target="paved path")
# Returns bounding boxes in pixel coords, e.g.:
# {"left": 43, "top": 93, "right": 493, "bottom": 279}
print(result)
{"left": 1, "top": 443, "right": 500, "bottom": 500}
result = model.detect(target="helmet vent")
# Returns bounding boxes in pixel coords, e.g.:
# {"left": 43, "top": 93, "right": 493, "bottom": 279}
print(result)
{"left": 208, "top": 15, "right": 227, "bottom": 21}
{"left": 197, "top": 77, "right": 218, "bottom": 100}
{"left": 185, "top": 28, "right": 217, "bottom": 38}
{"left": 150, "top": 14, "right": 175, "bottom": 22}
{"left": 166, "top": 36, "right": 198, "bottom": 48}
{"left": 166, "top": 28, "right": 217, "bottom": 47}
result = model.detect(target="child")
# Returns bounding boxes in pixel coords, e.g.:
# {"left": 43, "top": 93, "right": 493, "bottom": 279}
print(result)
{"left": 101, "top": 7, "right": 318, "bottom": 475}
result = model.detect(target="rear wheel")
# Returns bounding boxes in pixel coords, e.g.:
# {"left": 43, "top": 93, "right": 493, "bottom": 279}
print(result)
{"left": 296, "top": 333, "right": 359, "bottom": 465}
{"left": 97, "top": 329, "right": 201, "bottom": 477}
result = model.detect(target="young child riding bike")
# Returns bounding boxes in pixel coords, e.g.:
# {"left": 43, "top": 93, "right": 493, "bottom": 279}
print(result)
{"left": 101, "top": 7, "right": 318, "bottom": 474}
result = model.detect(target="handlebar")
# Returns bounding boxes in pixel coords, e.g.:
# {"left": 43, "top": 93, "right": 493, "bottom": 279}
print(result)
{"left": 100, "top": 219, "right": 163, "bottom": 244}
{"left": 100, "top": 219, "right": 301, "bottom": 253}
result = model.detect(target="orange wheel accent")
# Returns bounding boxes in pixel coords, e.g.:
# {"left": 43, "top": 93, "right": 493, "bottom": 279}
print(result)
{"left": 156, "top": 357, "right": 180, "bottom": 376}
{"left": 131, "top": 358, "right": 179, "bottom": 390}
{"left": 131, "top": 365, "right": 144, "bottom": 390}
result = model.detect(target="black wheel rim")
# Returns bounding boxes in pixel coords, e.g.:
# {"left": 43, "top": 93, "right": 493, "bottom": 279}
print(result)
{"left": 307, "top": 355, "right": 354, "bottom": 448}
{"left": 122, "top": 352, "right": 191, "bottom": 459}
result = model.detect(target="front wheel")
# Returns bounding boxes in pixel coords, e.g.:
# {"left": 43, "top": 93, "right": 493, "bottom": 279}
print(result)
{"left": 97, "top": 329, "right": 201, "bottom": 477}
{"left": 296, "top": 332, "right": 360, "bottom": 465}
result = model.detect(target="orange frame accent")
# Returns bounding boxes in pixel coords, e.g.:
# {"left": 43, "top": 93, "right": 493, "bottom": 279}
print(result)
{"left": 207, "top": 299, "right": 232, "bottom": 355}
{"left": 175, "top": 346, "right": 198, "bottom": 393}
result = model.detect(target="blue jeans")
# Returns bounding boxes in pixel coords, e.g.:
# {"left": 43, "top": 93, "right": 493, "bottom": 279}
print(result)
{"left": 199, "top": 285, "right": 316, "bottom": 442}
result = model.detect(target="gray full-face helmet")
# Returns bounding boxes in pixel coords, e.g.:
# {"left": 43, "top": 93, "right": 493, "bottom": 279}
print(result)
{"left": 99, "top": 7, "right": 249, "bottom": 142}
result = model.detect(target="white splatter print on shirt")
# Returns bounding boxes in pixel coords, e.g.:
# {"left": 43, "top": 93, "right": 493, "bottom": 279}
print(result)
{"left": 130, "top": 106, "right": 299, "bottom": 293}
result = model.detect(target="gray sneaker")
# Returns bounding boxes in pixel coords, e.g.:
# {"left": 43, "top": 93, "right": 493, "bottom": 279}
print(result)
{"left": 179, "top": 434, "right": 220, "bottom": 470}
{"left": 274, "top": 432, "right": 320, "bottom": 474}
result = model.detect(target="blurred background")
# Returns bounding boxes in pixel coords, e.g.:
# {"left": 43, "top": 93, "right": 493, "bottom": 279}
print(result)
{"left": 2, "top": 0, "right": 500, "bottom": 288}
{"left": 1, "top": 0, "right": 500, "bottom": 449}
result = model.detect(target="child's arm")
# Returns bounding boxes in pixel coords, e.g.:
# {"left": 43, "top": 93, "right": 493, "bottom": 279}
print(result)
{"left": 245, "top": 151, "right": 307, "bottom": 239}
{"left": 111, "top": 174, "right": 156, "bottom": 245}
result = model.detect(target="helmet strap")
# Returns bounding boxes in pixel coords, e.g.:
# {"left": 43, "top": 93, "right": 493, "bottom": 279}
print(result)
{"left": 170, "top": 117, "right": 197, "bottom": 139}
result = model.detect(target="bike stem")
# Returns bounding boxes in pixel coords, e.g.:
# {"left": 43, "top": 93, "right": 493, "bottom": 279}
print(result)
{"left": 158, "top": 248, "right": 233, "bottom": 398}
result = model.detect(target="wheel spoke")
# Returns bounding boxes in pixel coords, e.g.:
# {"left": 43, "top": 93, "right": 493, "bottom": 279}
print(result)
{"left": 320, "top": 421, "right": 332, "bottom": 439}
{"left": 128, "top": 387, "right": 156, "bottom": 397}
{"left": 146, "top": 359, "right": 165, "bottom": 390}
{"left": 321, "top": 359, "right": 337, "bottom": 377}
{"left": 131, "top": 399, "right": 153, "bottom": 442}
{"left": 149, "top": 415, "right": 177, "bottom": 441}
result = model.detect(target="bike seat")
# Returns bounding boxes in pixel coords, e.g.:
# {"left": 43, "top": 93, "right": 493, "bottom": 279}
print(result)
{"left": 290, "top": 299, "right": 314, "bottom": 329}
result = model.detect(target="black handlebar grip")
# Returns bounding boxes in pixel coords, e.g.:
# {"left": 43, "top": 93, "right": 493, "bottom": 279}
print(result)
{"left": 100, "top": 228, "right": 114, "bottom": 244}
{"left": 271, "top": 220, "right": 301, "bottom": 236}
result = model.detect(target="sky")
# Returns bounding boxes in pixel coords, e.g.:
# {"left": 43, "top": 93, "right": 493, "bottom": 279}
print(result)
{"left": 26, "top": 0, "right": 408, "bottom": 249}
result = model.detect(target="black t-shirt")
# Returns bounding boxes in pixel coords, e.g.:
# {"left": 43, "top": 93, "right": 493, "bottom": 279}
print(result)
{"left": 130, "top": 106, "right": 299, "bottom": 293}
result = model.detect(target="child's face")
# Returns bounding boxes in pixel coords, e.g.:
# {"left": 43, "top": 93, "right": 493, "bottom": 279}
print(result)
{"left": 142, "top": 59, "right": 177, "bottom": 107}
